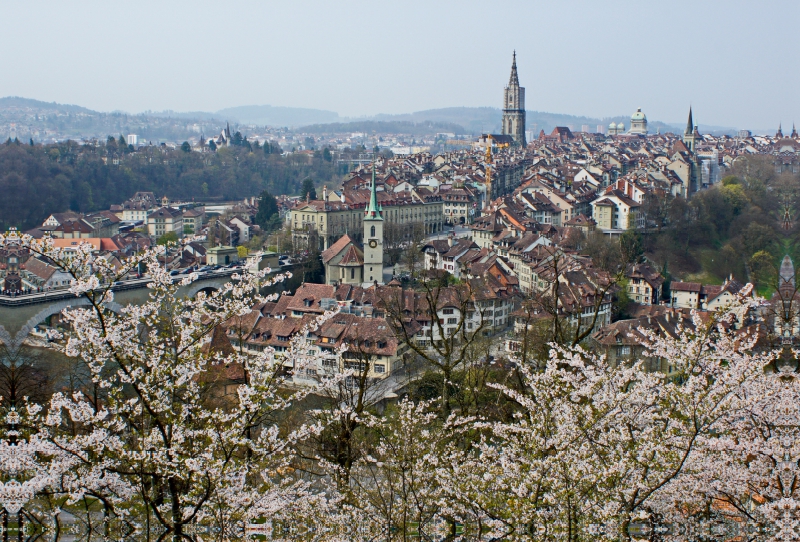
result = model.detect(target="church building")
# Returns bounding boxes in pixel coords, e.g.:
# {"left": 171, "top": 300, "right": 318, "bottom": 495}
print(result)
{"left": 321, "top": 166, "right": 385, "bottom": 286}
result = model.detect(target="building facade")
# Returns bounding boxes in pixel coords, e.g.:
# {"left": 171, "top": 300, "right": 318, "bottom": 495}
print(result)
{"left": 147, "top": 207, "right": 184, "bottom": 239}
{"left": 291, "top": 189, "right": 443, "bottom": 251}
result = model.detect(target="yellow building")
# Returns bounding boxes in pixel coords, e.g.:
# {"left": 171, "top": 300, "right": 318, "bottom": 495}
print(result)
{"left": 291, "top": 187, "right": 443, "bottom": 251}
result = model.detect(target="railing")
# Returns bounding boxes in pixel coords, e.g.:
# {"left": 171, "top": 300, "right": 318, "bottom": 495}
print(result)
{"left": 0, "top": 269, "right": 240, "bottom": 307}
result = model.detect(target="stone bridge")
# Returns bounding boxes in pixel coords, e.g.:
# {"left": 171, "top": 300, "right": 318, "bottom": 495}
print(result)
{"left": 0, "top": 272, "right": 234, "bottom": 354}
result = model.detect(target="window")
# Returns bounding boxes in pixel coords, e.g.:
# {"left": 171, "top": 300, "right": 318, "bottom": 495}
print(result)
{"left": 447, "top": 318, "right": 457, "bottom": 325}
{"left": 370, "top": 225, "right": 375, "bottom": 237}
{"left": 442, "top": 308, "right": 454, "bottom": 315}
{"left": 374, "top": 364, "right": 385, "bottom": 373}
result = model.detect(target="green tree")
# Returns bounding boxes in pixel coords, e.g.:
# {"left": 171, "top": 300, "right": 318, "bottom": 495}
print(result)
{"left": 301, "top": 178, "right": 317, "bottom": 200}
{"left": 750, "top": 250, "right": 777, "bottom": 291}
{"left": 720, "top": 183, "right": 748, "bottom": 214}
{"left": 742, "top": 223, "right": 777, "bottom": 259}
{"left": 322, "top": 147, "right": 332, "bottom": 162}
{"left": 208, "top": 139, "right": 217, "bottom": 151}
{"left": 254, "top": 190, "right": 279, "bottom": 231}
{"left": 181, "top": 141, "right": 191, "bottom": 153}
{"left": 157, "top": 231, "right": 179, "bottom": 245}
{"left": 619, "top": 228, "right": 644, "bottom": 265}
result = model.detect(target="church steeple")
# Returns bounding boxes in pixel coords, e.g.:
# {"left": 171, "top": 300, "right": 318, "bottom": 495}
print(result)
{"left": 365, "top": 161, "right": 382, "bottom": 220}
{"left": 685, "top": 107, "right": 693, "bottom": 136}
{"left": 363, "top": 160, "right": 384, "bottom": 284}
{"left": 502, "top": 51, "right": 526, "bottom": 146}
{"left": 509, "top": 50, "right": 519, "bottom": 87}
{"left": 777, "top": 123, "right": 784, "bottom": 138}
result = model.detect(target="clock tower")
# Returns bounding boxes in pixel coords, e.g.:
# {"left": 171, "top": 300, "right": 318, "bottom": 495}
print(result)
{"left": 363, "top": 163, "right": 384, "bottom": 284}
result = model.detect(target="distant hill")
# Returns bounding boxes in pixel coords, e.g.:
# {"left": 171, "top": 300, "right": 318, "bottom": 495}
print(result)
{"left": 0, "top": 96, "right": 95, "bottom": 114}
{"left": 372, "top": 107, "right": 500, "bottom": 134}
{"left": 297, "top": 120, "right": 466, "bottom": 136}
{"left": 0, "top": 96, "right": 740, "bottom": 140}
{"left": 216, "top": 105, "right": 341, "bottom": 127}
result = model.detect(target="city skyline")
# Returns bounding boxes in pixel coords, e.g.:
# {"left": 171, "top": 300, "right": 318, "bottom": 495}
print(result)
{"left": 1, "top": 1, "right": 798, "bottom": 130}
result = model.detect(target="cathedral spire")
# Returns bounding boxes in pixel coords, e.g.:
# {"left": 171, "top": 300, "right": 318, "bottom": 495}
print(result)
{"left": 509, "top": 51, "right": 519, "bottom": 87}
{"left": 365, "top": 160, "right": 382, "bottom": 220}
{"left": 685, "top": 106, "right": 693, "bottom": 136}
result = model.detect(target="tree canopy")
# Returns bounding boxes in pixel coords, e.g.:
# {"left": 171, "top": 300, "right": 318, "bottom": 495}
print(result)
{"left": 0, "top": 138, "right": 342, "bottom": 231}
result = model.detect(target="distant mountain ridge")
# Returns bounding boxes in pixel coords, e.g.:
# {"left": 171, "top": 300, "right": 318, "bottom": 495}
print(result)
{"left": 0, "top": 96, "right": 95, "bottom": 114}
{"left": 0, "top": 96, "right": 740, "bottom": 137}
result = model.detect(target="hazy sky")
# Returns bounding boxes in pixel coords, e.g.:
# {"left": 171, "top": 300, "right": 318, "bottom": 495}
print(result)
{"left": 1, "top": 1, "right": 797, "bottom": 129}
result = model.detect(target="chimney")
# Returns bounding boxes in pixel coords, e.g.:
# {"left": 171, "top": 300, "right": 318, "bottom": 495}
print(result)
{"left": 448, "top": 233, "right": 454, "bottom": 247}
{"left": 323, "top": 185, "right": 328, "bottom": 201}
{"left": 341, "top": 192, "right": 346, "bottom": 203}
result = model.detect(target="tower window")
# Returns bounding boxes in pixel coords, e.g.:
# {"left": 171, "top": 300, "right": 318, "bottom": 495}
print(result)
{"left": 370, "top": 225, "right": 375, "bottom": 237}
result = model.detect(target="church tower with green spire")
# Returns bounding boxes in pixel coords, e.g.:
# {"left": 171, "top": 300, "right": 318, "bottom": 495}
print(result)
{"left": 363, "top": 163, "right": 384, "bottom": 284}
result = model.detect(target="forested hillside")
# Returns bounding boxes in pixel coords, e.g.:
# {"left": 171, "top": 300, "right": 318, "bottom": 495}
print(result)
{"left": 0, "top": 138, "right": 342, "bottom": 230}
{"left": 639, "top": 155, "right": 797, "bottom": 287}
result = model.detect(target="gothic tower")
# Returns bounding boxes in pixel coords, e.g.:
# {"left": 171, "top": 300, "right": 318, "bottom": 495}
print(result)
{"left": 502, "top": 52, "right": 526, "bottom": 146}
{"left": 363, "top": 163, "right": 384, "bottom": 284}
{"left": 683, "top": 106, "right": 698, "bottom": 153}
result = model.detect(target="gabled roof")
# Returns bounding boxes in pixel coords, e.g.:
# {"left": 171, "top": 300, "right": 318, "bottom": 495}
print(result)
{"left": 321, "top": 234, "right": 358, "bottom": 264}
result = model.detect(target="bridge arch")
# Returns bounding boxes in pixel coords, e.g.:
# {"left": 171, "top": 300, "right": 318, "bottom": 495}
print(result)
{"left": 0, "top": 299, "right": 123, "bottom": 354}
{"left": 183, "top": 277, "right": 229, "bottom": 299}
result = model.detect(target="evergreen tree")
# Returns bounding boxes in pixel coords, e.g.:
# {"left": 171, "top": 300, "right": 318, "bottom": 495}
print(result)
{"left": 181, "top": 141, "right": 191, "bottom": 153}
{"left": 254, "top": 191, "right": 279, "bottom": 231}
{"left": 301, "top": 178, "right": 317, "bottom": 201}
{"left": 209, "top": 139, "right": 217, "bottom": 151}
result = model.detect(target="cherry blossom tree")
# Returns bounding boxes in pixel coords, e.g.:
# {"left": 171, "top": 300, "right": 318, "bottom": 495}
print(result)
{"left": 0, "top": 235, "right": 339, "bottom": 540}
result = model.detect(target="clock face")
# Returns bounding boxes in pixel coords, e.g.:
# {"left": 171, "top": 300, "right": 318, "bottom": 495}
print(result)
{"left": 369, "top": 239, "right": 377, "bottom": 248}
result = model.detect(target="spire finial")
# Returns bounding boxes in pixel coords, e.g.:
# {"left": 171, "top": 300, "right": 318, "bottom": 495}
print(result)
{"left": 509, "top": 51, "right": 519, "bottom": 86}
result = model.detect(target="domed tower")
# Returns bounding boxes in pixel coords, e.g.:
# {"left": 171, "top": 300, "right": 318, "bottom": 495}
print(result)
{"left": 629, "top": 108, "right": 648, "bottom": 135}
{"left": 502, "top": 51, "right": 526, "bottom": 146}
{"left": 608, "top": 122, "right": 617, "bottom": 135}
